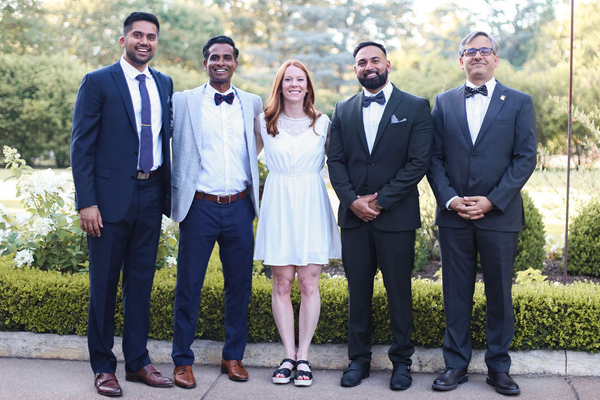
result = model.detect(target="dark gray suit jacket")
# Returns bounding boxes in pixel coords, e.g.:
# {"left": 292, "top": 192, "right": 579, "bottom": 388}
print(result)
{"left": 427, "top": 80, "right": 537, "bottom": 232}
{"left": 327, "top": 84, "right": 433, "bottom": 232}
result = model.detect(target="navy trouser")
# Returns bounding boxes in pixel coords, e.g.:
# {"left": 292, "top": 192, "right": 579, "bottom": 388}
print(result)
{"left": 172, "top": 196, "right": 254, "bottom": 366}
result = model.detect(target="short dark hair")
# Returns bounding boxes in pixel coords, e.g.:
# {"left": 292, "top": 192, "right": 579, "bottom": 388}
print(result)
{"left": 202, "top": 35, "right": 239, "bottom": 61}
{"left": 353, "top": 41, "right": 387, "bottom": 59}
{"left": 123, "top": 12, "right": 160, "bottom": 36}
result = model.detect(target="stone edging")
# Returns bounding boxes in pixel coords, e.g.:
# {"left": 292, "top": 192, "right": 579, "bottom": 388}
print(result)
{"left": 0, "top": 332, "right": 598, "bottom": 376}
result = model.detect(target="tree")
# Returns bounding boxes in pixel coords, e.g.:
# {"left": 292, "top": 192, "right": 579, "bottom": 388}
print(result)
{"left": 0, "top": 0, "right": 51, "bottom": 54}
{"left": 0, "top": 53, "right": 89, "bottom": 166}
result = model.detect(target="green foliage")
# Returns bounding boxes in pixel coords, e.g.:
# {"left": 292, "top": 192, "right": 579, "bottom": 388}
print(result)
{"left": 3, "top": 255, "right": 600, "bottom": 352}
{"left": 514, "top": 191, "right": 546, "bottom": 273}
{"left": 0, "top": 53, "right": 88, "bottom": 166}
{"left": 568, "top": 199, "right": 600, "bottom": 277}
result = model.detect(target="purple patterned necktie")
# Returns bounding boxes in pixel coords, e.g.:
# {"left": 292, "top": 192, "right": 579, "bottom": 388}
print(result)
{"left": 136, "top": 74, "right": 153, "bottom": 174}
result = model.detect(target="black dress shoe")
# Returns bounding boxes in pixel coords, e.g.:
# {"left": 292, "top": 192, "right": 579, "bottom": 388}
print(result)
{"left": 340, "top": 360, "right": 370, "bottom": 387}
{"left": 390, "top": 364, "right": 412, "bottom": 390}
{"left": 486, "top": 372, "right": 520, "bottom": 395}
{"left": 432, "top": 367, "right": 468, "bottom": 391}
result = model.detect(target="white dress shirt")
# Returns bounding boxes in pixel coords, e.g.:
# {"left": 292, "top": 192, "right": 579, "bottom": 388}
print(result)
{"left": 465, "top": 77, "right": 496, "bottom": 144}
{"left": 195, "top": 84, "right": 250, "bottom": 195}
{"left": 362, "top": 81, "right": 393, "bottom": 153}
{"left": 120, "top": 57, "right": 163, "bottom": 171}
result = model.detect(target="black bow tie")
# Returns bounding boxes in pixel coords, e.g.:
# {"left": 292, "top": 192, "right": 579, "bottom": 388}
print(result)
{"left": 465, "top": 85, "right": 488, "bottom": 98}
{"left": 214, "top": 92, "right": 235, "bottom": 105}
{"left": 362, "top": 91, "right": 385, "bottom": 108}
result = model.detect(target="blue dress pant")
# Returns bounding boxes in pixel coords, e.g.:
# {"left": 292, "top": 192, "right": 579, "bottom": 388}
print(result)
{"left": 87, "top": 176, "right": 163, "bottom": 374}
{"left": 439, "top": 225, "right": 519, "bottom": 373}
{"left": 172, "top": 196, "right": 254, "bottom": 366}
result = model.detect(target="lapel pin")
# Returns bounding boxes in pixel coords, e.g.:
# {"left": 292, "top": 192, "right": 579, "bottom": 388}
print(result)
{"left": 500, "top": 95, "right": 506, "bottom": 101}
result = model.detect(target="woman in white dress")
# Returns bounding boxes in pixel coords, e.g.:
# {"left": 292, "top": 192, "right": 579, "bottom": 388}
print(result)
{"left": 254, "top": 60, "right": 341, "bottom": 387}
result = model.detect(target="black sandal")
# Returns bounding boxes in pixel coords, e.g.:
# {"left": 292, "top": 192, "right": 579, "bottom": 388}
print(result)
{"left": 294, "top": 360, "right": 312, "bottom": 387}
{"left": 272, "top": 358, "right": 296, "bottom": 384}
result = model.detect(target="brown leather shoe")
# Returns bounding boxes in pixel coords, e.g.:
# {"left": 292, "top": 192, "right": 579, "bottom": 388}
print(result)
{"left": 95, "top": 373, "right": 122, "bottom": 397}
{"left": 125, "top": 364, "right": 173, "bottom": 387}
{"left": 220, "top": 358, "right": 249, "bottom": 382}
{"left": 174, "top": 365, "right": 196, "bottom": 389}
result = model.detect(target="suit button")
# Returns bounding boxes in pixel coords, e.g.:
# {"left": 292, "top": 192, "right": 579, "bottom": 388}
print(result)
{"left": 134, "top": 151, "right": 138, "bottom": 156}
{"left": 364, "top": 186, "right": 368, "bottom": 191}
{"left": 369, "top": 163, "right": 375, "bottom": 167}
{"left": 470, "top": 177, "right": 475, "bottom": 182}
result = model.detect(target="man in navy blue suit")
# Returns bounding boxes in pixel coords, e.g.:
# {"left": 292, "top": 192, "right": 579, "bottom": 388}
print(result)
{"left": 71, "top": 12, "right": 173, "bottom": 397}
{"left": 427, "top": 31, "right": 537, "bottom": 396}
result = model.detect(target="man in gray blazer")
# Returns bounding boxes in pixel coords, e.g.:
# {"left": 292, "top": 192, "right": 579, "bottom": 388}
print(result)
{"left": 169, "top": 36, "right": 262, "bottom": 388}
{"left": 427, "top": 31, "right": 537, "bottom": 396}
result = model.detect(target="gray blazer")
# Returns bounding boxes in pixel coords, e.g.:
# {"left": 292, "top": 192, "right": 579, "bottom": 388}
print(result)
{"left": 170, "top": 83, "right": 263, "bottom": 223}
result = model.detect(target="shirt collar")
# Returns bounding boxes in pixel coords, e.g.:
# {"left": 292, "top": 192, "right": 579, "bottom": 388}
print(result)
{"left": 362, "top": 81, "right": 393, "bottom": 102}
{"left": 466, "top": 77, "right": 496, "bottom": 97}
{"left": 120, "top": 56, "right": 152, "bottom": 81}
{"left": 205, "top": 83, "right": 235, "bottom": 97}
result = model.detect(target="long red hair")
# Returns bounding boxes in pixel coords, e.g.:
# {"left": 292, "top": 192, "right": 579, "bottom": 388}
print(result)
{"left": 264, "top": 60, "right": 321, "bottom": 137}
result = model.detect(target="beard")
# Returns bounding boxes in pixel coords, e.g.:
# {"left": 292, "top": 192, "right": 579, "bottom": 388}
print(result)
{"left": 358, "top": 69, "right": 388, "bottom": 90}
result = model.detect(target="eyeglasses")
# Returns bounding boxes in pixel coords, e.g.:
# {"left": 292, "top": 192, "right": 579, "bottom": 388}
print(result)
{"left": 462, "top": 47, "right": 495, "bottom": 57}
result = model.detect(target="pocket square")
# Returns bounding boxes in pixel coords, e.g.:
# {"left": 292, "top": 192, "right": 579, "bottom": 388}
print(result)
{"left": 391, "top": 115, "right": 407, "bottom": 124}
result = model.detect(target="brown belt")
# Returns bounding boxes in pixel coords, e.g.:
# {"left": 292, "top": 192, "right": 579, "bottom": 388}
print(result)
{"left": 135, "top": 169, "right": 160, "bottom": 180}
{"left": 194, "top": 189, "right": 248, "bottom": 204}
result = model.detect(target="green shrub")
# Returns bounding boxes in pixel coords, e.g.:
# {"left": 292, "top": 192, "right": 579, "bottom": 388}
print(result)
{"left": 2, "top": 255, "right": 600, "bottom": 352}
{"left": 568, "top": 199, "right": 600, "bottom": 277}
{"left": 514, "top": 191, "right": 546, "bottom": 273}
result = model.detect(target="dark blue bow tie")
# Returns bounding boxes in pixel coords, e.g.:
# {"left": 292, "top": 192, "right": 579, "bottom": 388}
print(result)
{"left": 362, "top": 91, "right": 385, "bottom": 108}
{"left": 465, "top": 85, "right": 488, "bottom": 98}
{"left": 214, "top": 92, "right": 235, "bottom": 105}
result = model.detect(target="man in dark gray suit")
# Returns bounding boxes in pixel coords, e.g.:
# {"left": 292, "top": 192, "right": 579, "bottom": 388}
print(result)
{"left": 427, "top": 31, "right": 537, "bottom": 396}
{"left": 328, "top": 41, "right": 433, "bottom": 390}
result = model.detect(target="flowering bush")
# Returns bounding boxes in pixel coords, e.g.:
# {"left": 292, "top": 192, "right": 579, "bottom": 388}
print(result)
{"left": 0, "top": 146, "right": 179, "bottom": 273}
{"left": 1, "top": 146, "right": 87, "bottom": 273}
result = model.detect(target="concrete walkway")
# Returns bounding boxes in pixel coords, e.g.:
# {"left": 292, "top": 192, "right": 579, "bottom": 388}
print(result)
{"left": 1, "top": 332, "right": 599, "bottom": 399}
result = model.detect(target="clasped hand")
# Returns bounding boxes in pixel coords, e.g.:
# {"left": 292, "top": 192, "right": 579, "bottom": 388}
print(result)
{"left": 450, "top": 196, "right": 493, "bottom": 221}
{"left": 350, "top": 193, "right": 380, "bottom": 222}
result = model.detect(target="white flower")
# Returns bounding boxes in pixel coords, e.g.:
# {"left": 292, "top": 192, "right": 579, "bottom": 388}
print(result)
{"left": 14, "top": 249, "right": 34, "bottom": 267}
{"left": 32, "top": 217, "right": 53, "bottom": 236}
{"left": 3, "top": 146, "right": 20, "bottom": 163}
{"left": 15, "top": 211, "right": 31, "bottom": 226}
{"left": 161, "top": 216, "right": 179, "bottom": 236}
{"left": 166, "top": 256, "right": 177, "bottom": 268}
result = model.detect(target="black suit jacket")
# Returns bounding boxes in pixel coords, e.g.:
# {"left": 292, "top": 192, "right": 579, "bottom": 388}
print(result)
{"left": 426, "top": 81, "right": 537, "bottom": 232}
{"left": 327, "top": 84, "right": 434, "bottom": 232}
{"left": 71, "top": 61, "right": 173, "bottom": 222}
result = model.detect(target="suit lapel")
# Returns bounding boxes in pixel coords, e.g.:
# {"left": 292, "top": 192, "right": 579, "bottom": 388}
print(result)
{"left": 474, "top": 81, "right": 509, "bottom": 147}
{"left": 352, "top": 94, "right": 369, "bottom": 154}
{"left": 452, "top": 84, "right": 473, "bottom": 147}
{"left": 371, "top": 85, "right": 401, "bottom": 153}
{"left": 233, "top": 86, "right": 255, "bottom": 155}
{"left": 150, "top": 67, "right": 170, "bottom": 138}
{"left": 188, "top": 84, "right": 205, "bottom": 155}
{"left": 110, "top": 62, "right": 136, "bottom": 133}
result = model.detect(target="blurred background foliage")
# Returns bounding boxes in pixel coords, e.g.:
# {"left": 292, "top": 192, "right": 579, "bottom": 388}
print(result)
{"left": 0, "top": 0, "right": 598, "bottom": 166}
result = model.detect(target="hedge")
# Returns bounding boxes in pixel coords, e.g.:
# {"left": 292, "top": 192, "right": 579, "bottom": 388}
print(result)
{"left": 1, "top": 256, "right": 599, "bottom": 352}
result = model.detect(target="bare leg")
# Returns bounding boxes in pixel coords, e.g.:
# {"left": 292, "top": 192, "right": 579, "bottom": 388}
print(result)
{"left": 296, "top": 263, "right": 322, "bottom": 378}
{"left": 271, "top": 265, "right": 297, "bottom": 376}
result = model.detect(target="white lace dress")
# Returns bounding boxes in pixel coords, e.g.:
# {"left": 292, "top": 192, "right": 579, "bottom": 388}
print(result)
{"left": 253, "top": 113, "right": 342, "bottom": 266}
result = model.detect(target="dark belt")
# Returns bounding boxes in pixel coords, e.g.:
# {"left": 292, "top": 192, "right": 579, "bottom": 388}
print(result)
{"left": 135, "top": 168, "right": 160, "bottom": 180}
{"left": 194, "top": 189, "right": 248, "bottom": 204}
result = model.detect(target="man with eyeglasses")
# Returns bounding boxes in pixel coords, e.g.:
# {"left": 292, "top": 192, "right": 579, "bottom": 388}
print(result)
{"left": 427, "top": 31, "right": 537, "bottom": 396}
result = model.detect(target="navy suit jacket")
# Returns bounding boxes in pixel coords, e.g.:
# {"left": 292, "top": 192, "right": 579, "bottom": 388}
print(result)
{"left": 427, "top": 81, "right": 537, "bottom": 232}
{"left": 71, "top": 61, "right": 173, "bottom": 223}
{"left": 327, "top": 84, "right": 433, "bottom": 232}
